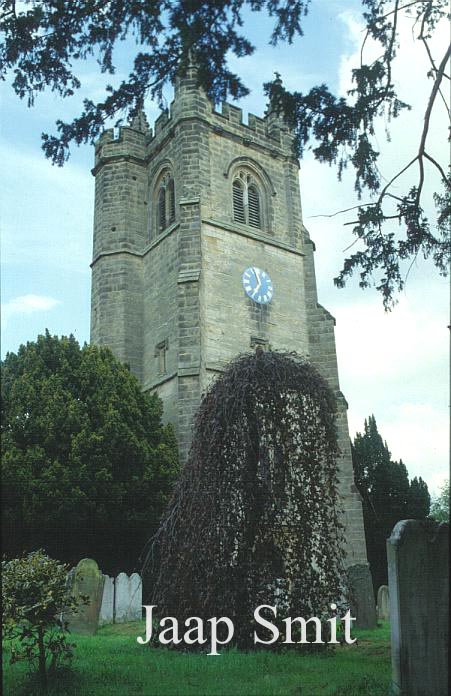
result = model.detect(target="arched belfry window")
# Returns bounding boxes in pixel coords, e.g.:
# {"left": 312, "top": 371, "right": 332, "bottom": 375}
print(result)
{"left": 232, "top": 170, "right": 262, "bottom": 229}
{"left": 155, "top": 171, "right": 176, "bottom": 234}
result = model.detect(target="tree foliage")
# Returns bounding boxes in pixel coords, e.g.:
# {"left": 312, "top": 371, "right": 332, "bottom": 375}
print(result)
{"left": 351, "top": 414, "right": 430, "bottom": 593}
{"left": 430, "top": 478, "right": 449, "bottom": 522}
{"left": 2, "top": 550, "right": 86, "bottom": 693}
{"left": 1, "top": 0, "right": 449, "bottom": 307}
{"left": 1, "top": 331, "right": 179, "bottom": 574}
{"left": 144, "top": 350, "right": 346, "bottom": 648}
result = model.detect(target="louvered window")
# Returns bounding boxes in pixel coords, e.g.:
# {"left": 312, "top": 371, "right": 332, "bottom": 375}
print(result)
{"left": 232, "top": 171, "right": 263, "bottom": 229}
{"left": 168, "top": 178, "right": 176, "bottom": 224}
{"left": 158, "top": 187, "right": 166, "bottom": 231}
{"left": 233, "top": 180, "right": 245, "bottom": 224}
{"left": 248, "top": 185, "right": 261, "bottom": 228}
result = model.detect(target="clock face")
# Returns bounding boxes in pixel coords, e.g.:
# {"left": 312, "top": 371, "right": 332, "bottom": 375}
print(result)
{"left": 242, "top": 267, "right": 274, "bottom": 304}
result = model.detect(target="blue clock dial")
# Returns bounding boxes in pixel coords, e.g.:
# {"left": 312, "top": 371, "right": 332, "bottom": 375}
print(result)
{"left": 242, "top": 267, "right": 274, "bottom": 304}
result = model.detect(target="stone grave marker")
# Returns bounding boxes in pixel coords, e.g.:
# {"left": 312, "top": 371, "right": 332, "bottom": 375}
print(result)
{"left": 114, "top": 572, "right": 130, "bottom": 623}
{"left": 376, "top": 584, "right": 389, "bottom": 620}
{"left": 99, "top": 574, "right": 114, "bottom": 626}
{"left": 66, "top": 558, "right": 105, "bottom": 635}
{"left": 347, "top": 563, "right": 377, "bottom": 629}
{"left": 387, "top": 519, "right": 449, "bottom": 696}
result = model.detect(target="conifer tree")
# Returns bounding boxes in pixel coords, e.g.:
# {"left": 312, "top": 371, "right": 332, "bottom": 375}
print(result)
{"left": 408, "top": 476, "right": 431, "bottom": 519}
{"left": 352, "top": 415, "right": 430, "bottom": 594}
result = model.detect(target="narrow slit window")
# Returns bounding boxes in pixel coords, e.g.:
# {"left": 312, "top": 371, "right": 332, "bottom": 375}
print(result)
{"left": 158, "top": 347, "right": 166, "bottom": 375}
{"left": 155, "top": 339, "right": 168, "bottom": 375}
{"left": 233, "top": 180, "right": 245, "bottom": 224}
{"left": 154, "top": 171, "right": 176, "bottom": 236}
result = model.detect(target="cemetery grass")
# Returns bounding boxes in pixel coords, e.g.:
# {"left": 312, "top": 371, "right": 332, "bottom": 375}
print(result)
{"left": 3, "top": 621, "right": 391, "bottom": 696}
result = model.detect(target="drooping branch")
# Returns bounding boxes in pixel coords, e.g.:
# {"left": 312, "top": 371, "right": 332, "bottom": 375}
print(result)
{"left": 418, "top": 42, "right": 451, "bottom": 164}
{"left": 143, "top": 351, "right": 347, "bottom": 649}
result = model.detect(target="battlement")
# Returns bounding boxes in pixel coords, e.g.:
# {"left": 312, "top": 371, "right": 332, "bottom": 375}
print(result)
{"left": 94, "top": 122, "right": 148, "bottom": 168}
{"left": 212, "top": 102, "right": 270, "bottom": 139}
{"left": 142, "top": 92, "right": 292, "bottom": 156}
{"left": 94, "top": 76, "right": 294, "bottom": 170}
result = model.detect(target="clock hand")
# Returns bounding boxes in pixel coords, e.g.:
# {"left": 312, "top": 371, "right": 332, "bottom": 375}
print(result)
{"left": 254, "top": 269, "right": 261, "bottom": 292}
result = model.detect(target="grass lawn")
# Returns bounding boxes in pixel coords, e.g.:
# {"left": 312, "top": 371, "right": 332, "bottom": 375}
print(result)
{"left": 3, "top": 621, "right": 391, "bottom": 696}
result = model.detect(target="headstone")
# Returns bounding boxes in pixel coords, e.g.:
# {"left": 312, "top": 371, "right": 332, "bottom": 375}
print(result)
{"left": 347, "top": 563, "right": 377, "bottom": 629}
{"left": 376, "top": 584, "right": 389, "bottom": 620}
{"left": 114, "top": 572, "right": 143, "bottom": 622}
{"left": 114, "top": 572, "right": 130, "bottom": 623}
{"left": 387, "top": 519, "right": 449, "bottom": 696}
{"left": 99, "top": 574, "right": 114, "bottom": 626}
{"left": 66, "top": 559, "right": 105, "bottom": 635}
{"left": 129, "top": 573, "right": 142, "bottom": 621}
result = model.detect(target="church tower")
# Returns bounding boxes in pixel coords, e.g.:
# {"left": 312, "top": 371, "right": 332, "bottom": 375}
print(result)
{"left": 90, "top": 65, "right": 370, "bottom": 573}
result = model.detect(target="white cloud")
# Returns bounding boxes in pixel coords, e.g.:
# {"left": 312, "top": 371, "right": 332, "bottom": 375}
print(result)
{"left": 2, "top": 295, "right": 61, "bottom": 328}
{"left": 334, "top": 296, "right": 448, "bottom": 381}
{"left": 336, "top": 293, "right": 448, "bottom": 496}
{"left": 0, "top": 141, "right": 93, "bottom": 272}
{"left": 298, "top": 10, "right": 450, "bottom": 498}
{"left": 378, "top": 403, "right": 448, "bottom": 494}
{"left": 337, "top": 8, "right": 448, "bottom": 198}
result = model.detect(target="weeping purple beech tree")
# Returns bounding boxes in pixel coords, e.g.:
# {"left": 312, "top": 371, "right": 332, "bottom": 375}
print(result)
{"left": 144, "top": 350, "right": 346, "bottom": 647}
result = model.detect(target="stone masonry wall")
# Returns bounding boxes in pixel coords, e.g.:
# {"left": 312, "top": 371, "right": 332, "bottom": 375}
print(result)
{"left": 91, "top": 126, "right": 148, "bottom": 382}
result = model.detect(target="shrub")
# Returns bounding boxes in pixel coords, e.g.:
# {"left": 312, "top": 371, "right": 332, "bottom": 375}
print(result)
{"left": 2, "top": 550, "right": 87, "bottom": 692}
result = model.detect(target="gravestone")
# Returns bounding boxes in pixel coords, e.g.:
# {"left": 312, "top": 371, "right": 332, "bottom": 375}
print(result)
{"left": 114, "top": 572, "right": 130, "bottom": 623}
{"left": 99, "top": 574, "right": 114, "bottom": 626}
{"left": 114, "top": 572, "right": 143, "bottom": 622}
{"left": 66, "top": 559, "right": 105, "bottom": 635}
{"left": 376, "top": 585, "right": 389, "bottom": 620}
{"left": 129, "top": 573, "right": 143, "bottom": 621}
{"left": 387, "top": 519, "right": 449, "bottom": 696}
{"left": 347, "top": 563, "right": 377, "bottom": 629}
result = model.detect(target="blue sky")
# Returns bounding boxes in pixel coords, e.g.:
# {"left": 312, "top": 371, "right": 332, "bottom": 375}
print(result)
{"left": 1, "top": 1, "right": 448, "bottom": 494}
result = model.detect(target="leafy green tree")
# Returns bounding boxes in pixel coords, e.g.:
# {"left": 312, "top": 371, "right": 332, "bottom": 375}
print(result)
{"left": 2, "top": 550, "right": 86, "bottom": 693}
{"left": 1, "top": 331, "right": 179, "bottom": 574}
{"left": 430, "top": 479, "right": 449, "bottom": 522}
{"left": 352, "top": 415, "right": 430, "bottom": 593}
{"left": 1, "top": 1, "right": 449, "bottom": 308}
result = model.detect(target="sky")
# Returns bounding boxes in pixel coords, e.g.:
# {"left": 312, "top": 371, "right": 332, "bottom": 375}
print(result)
{"left": 1, "top": 1, "right": 449, "bottom": 495}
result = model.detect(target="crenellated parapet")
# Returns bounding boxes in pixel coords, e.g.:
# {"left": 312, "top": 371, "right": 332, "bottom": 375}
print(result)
{"left": 93, "top": 124, "right": 147, "bottom": 175}
{"left": 92, "top": 73, "right": 297, "bottom": 186}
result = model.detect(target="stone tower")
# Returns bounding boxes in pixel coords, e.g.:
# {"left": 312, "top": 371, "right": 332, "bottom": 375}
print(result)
{"left": 90, "top": 65, "right": 371, "bottom": 574}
